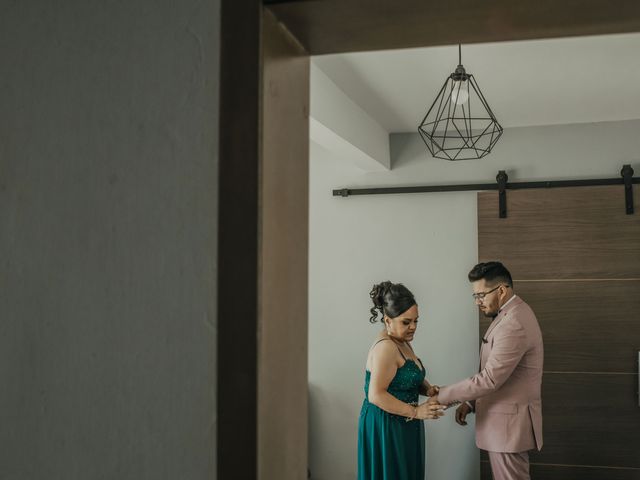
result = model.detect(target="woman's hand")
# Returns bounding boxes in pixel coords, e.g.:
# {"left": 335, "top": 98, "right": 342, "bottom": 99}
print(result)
{"left": 415, "top": 401, "right": 445, "bottom": 420}
{"left": 426, "top": 384, "right": 440, "bottom": 397}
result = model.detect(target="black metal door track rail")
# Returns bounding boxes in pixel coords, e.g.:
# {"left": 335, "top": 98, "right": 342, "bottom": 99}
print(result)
{"left": 333, "top": 165, "right": 637, "bottom": 218}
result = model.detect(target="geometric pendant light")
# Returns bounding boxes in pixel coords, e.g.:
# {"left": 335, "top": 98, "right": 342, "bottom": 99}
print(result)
{"left": 418, "top": 45, "right": 503, "bottom": 160}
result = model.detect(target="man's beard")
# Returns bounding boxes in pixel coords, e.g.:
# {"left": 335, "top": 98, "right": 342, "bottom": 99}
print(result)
{"left": 483, "top": 310, "right": 498, "bottom": 319}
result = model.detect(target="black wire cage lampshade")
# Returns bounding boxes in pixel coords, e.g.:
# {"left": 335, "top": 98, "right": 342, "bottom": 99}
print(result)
{"left": 418, "top": 45, "right": 503, "bottom": 161}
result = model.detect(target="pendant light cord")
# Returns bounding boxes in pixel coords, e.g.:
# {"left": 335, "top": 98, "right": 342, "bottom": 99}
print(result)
{"left": 458, "top": 44, "right": 462, "bottom": 65}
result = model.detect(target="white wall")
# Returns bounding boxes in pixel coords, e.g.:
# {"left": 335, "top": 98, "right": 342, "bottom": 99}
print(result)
{"left": 309, "top": 119, "right": 640, "bottom": 480}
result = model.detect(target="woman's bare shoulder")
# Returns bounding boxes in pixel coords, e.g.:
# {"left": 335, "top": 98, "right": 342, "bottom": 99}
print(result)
{"left": 369, "top": 337, "right": 397, "bottom": 359}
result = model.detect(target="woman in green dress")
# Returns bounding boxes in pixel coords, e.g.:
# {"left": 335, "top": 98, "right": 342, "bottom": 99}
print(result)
{"left": 358, "top": 281, "right": 444, "bottom": 480}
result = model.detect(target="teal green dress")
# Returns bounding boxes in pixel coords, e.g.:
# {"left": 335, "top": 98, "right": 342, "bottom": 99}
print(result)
{"left": 357, "top": 343, "right": 426, "bottom": 480}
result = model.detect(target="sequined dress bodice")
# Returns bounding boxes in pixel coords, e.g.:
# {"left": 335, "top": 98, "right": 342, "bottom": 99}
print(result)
{"left": 363, "top": 360, "right": 425, "bottom": 405}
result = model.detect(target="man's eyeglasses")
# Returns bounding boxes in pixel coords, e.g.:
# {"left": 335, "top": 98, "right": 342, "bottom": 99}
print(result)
{"left": 471, "top": 285, "right": 503, "bottom": 301}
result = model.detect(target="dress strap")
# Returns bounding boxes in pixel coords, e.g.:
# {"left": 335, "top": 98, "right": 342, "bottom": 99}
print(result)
{"left": 370, "top": 337, "right": 407, "bottom": 360}
{"left": 396, "top": 345, "right": 407, "bottom": 361}
{"left": 371, "top": 338, "right": 390, "bottom": 349}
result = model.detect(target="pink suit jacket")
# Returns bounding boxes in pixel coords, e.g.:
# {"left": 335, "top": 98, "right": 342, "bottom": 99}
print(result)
{"left": 438, "top": 296, "right": 543, "bottom": 453}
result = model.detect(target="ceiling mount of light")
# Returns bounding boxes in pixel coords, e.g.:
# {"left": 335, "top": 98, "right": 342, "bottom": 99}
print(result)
{"left": 418, "top": 44, "right": 503, "bottom": 161}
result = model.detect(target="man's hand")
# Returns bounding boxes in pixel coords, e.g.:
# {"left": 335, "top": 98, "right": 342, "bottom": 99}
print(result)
{"left": 455, "top": 403, "right": 472, "bottom": 426}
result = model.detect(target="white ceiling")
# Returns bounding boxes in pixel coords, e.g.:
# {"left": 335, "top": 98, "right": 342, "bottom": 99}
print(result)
{"left": 312, "top": 32, "right": 640, "bottom": 133}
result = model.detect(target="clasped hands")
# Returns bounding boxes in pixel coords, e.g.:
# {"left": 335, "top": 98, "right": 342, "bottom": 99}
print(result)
{"left": 427, "top": 389, "right": 473, "bottom": 426}
{"left": 410, "top": 385, "right": 445, "bottom": 421}
{"left": 411, "top": 400, "right": 445, "bottom": 420}
{"left": 410, "top": 386, "right": 474, "bottom": 423}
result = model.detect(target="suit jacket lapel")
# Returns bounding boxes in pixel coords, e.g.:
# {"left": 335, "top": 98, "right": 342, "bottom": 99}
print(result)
{"left": 478, "top": 296, "right": 523, "bottom": 368}
{"left": 479, "top": 314, "right": 500, "bottom": 370}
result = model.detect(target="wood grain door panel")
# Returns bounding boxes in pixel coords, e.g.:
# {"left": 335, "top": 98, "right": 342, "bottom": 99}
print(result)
{"left": 480, "top": 280, "right": 640, "bottom": 373}
{"left": 479, "top": 374, "right": 640, "bottom": 469}
{"left": 478, "top": 186, "right": 640, "bottom": 280}
{"left": 478, "top": 185, "right": 640, "bottom": 479}
{"left": 532, "top": 373, "right": 640, "bottom": 468}
{"left": 482, "top": 461, "right": 640, "bottom": 480}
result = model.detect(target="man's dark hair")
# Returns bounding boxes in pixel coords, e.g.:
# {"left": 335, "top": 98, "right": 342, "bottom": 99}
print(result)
{"left": 468, "top": 261, "right": 513, "bottom": 287}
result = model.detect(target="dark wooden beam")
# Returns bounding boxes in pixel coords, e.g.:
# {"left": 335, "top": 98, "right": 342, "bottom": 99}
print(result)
{"left": 218, "top": 0, "right": 261, "bottom": 479}
{"left": 258, "top": 11, "right": 310, "bottom": 478}
{"left": 266, "top": 0, "right": 640, "bottom": 55}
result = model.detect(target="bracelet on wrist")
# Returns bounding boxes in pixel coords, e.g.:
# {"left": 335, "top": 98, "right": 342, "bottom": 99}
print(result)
{"left": 405, "top": 405, "right": 418, "bottom": 422}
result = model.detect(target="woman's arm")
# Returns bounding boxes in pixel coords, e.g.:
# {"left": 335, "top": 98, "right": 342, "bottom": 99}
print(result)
{"left": 420, "top": 379, "right": 440, "bottom": 397}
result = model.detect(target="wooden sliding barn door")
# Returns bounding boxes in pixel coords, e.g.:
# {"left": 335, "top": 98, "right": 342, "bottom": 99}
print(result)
{"left": 478, "top": 185, "right": 640, "bottom": 480}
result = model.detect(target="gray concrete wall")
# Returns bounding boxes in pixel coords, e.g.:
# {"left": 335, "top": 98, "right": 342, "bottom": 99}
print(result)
{"left": 0, "top": 1, "right": 219, "bottom": 478}
{"left": 309, "top": 119, "right": 640, "bottom": 480}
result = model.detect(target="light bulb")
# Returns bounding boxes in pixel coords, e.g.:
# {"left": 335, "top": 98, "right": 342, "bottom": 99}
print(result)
{"left": 450, "top": 80, "right": 469, "bottom": 105}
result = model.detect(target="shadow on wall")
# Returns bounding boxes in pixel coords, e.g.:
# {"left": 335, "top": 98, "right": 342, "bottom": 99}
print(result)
{"left": 308, "top": 384, "right": 322, "bottom": 480}
{"left": 308, "top": 383, "right": 360, "bottom": 480}
{"left": 308, "top": 385, "right": 317, "bottom": 480}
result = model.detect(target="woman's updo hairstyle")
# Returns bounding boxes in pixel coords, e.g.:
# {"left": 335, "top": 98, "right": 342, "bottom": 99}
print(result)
{"left": 369, "top": 281, "right": 417, "bottom": 323}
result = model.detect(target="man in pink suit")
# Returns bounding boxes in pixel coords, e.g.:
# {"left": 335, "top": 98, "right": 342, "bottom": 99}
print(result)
{"left": 434, "top": 262, "right": 543, "bottom": 480}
